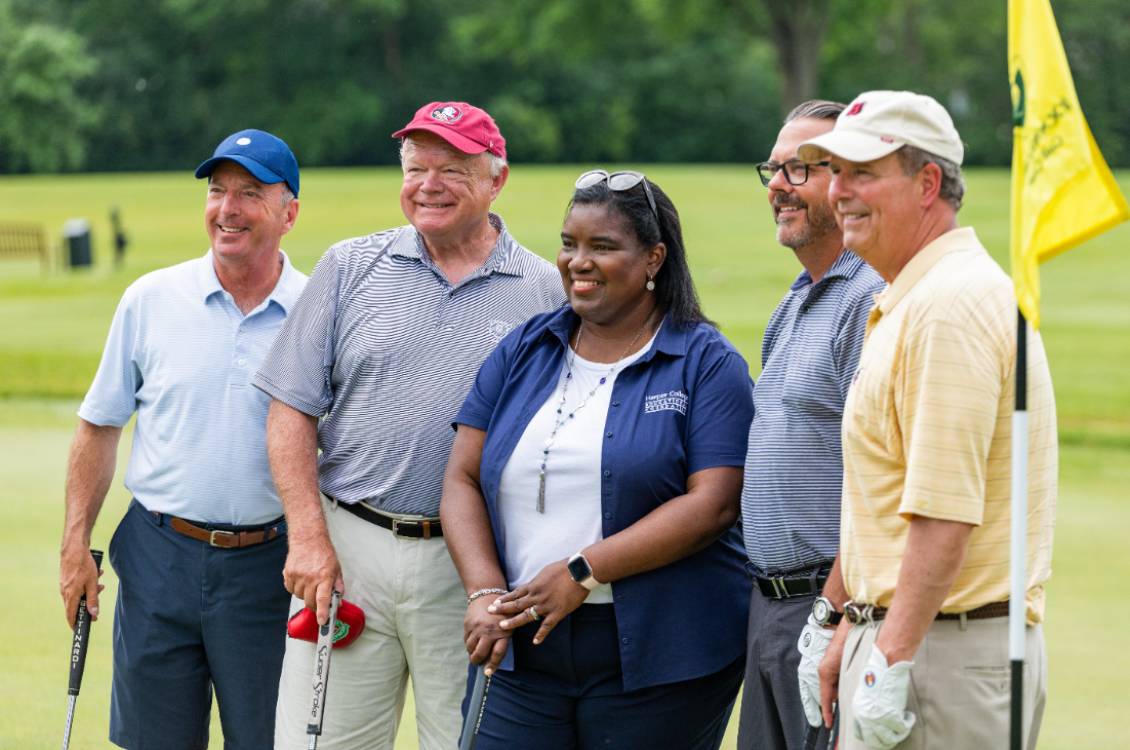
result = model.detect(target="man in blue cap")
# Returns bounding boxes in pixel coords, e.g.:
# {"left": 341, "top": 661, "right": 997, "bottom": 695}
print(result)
{"left": 59, "top": 129, "right": 308, "bottom": 749}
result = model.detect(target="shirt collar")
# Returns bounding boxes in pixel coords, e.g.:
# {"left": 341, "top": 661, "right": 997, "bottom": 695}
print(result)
{"left": 874, "top": 227, "right": 978, "bottom": 316}
{"left": 196, "top": 249, "right": 304, "bottom": 313}
{"left": 544, "top": 306, "right": 690, "bottom": 360}
{"left": 392, "top": 213, "right": 527, "bottom": 278}
{"left": 789, "top": 248, "right": 866, "bottom": 292}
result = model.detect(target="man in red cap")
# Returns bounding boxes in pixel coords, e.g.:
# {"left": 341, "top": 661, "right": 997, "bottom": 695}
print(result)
{"left": 256, "top": 101, "right": 566, "bottom": 749}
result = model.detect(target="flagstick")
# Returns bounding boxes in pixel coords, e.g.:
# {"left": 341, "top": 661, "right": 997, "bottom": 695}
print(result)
{"left": 1009, "top": 307, "right": 1029, "bottom": 750}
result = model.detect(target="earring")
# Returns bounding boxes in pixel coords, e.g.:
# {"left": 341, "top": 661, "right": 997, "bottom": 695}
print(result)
{"left": 646, "top": 274, "right": 655, "bottom": 292}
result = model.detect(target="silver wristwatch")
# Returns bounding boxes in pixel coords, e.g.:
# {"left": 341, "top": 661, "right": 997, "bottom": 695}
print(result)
{"left": 812, "top": 595, "right": 843, "bottom": 627}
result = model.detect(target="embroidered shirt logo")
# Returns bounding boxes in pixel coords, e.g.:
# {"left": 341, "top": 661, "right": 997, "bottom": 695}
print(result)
{"left": 486, "top": 319, "right": 515, "bottom": 342}
{"left": 644, "top": 390, "right": 688, "bottom": 415}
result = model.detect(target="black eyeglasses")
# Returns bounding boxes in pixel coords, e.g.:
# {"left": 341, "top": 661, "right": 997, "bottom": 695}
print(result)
{"left": 574, "top": 169, "right": 659, "bottom": 222}
{"left": 756, "top": 159, "right": 831, "bottom": 187}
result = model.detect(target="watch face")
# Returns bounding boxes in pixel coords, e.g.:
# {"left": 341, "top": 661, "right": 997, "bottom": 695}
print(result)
{"left": 567, "top": 555, "right": 591, "bottom": 582}
{"left": 813, "top": 598, "right": 830, "bottom": 623}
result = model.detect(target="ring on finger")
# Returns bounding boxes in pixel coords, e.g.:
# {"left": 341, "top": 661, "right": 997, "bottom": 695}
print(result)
{"left": 526, "top": 605, "right": 541, "bottom": 621}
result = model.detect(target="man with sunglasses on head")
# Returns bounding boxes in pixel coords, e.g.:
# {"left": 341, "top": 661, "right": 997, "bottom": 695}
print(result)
{"left": 255, "top": 101, "right": 565, "bottom": 749}
{"left": 736, "top": 100, "right": 884, "bottom": 750}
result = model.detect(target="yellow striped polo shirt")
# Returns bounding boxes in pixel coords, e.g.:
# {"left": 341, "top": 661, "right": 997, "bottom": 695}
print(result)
{"left": 840, "top": 227, "right": 1057, "bottom": 624}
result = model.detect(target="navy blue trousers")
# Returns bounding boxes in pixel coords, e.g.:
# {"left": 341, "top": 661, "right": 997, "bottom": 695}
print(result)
{"left": 108, "top": 499, "right": 290, "bottom": 750}
{"left": 462, "top": 603, "right": 743, "bottom": 749}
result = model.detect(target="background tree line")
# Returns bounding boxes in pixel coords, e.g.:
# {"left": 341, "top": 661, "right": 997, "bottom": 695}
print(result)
{"left": 2, "top": 0, "right": 1127, "bottom": 174}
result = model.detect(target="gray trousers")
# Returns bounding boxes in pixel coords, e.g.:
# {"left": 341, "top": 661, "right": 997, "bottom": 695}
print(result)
{"left": 736, "top": 589, "right": 832, "bottom": 750}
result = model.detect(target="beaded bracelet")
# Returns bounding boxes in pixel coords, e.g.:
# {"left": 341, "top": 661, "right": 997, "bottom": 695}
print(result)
{"left": 466, "top": 587, "right": 508, "bottom": 606}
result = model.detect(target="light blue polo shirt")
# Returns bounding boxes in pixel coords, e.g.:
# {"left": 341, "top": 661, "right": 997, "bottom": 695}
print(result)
{"left": 79, "top": 251, "right": 307, "bottom": 525}
{"left": 741, "top": 250, "right": 884, "bottom": 575}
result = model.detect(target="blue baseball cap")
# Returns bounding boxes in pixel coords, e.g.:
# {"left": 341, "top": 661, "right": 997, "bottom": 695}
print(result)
{"left": 194, "top": 129, "right": 300, "bottom": 197}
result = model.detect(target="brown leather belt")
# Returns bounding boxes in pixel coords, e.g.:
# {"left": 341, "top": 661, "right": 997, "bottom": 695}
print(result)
{"left": 337, "top": 499, "right": 442, "bottom": 539}
{"left": 168, "top": 516, "right": 283, "bottom": 549}
{"left": 845, "top": 600, "right": 1011, "bottom": 625}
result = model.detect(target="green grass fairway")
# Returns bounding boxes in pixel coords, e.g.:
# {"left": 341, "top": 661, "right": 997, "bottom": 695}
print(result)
{"left": 2, "top": 166, "right": 1128, "bottom": 748}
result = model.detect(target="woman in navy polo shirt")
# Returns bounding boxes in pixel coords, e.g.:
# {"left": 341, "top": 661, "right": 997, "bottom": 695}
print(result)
{"left": 441, "top": 170, "right": 753, "bottom": 748}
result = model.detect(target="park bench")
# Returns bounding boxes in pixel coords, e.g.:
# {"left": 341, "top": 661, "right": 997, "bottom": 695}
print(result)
{"left": 0, "top": 222, "right": 49, "bottom": 271}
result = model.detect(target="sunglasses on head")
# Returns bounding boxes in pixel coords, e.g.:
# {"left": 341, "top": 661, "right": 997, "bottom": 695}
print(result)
{"left": 574, "top": 169, "right": 660, "bottom": 223}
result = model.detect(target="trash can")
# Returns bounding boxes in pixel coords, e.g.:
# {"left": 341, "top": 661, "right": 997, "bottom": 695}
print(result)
{"left": 64, "top": 219, "right": 92, "bottom": 268}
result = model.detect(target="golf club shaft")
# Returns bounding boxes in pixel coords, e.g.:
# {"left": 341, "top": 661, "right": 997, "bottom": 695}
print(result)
{"left": 803, "top": 723, "right": 819, "bottom": 750}
{"left": 61, "top": 696, "right": 77, "bottom": 750}
{"left": 459, "top": 664, "right": 488, "bottom": 750}
{"left": 63, "top": 549, "right": 103, "bottom": 750}
{"left": 306, "top": 591, "right": 341, "bottom": 748}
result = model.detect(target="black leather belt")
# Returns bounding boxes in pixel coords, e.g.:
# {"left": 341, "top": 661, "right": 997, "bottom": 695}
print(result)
{"left": 845, "top": 600, "right": 1011, "bottom": 624}
{"left": 754, "top": 566, "right": 831, "bottom": 599}
{"left": 337, "top": 499, "right": 442, "bottom": 539}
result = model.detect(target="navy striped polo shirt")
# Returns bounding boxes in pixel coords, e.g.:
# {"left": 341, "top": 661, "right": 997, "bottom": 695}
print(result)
{"left": 741, "top": 250, "right": 884, "bottom": 575}
{"left": 253, "top": 214, "right": 566, "bottom": 515}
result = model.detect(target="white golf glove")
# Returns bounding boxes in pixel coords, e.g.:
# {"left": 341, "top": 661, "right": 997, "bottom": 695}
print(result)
{"left": 796, "top": 613, "right": 833, "bottom": 727}
{"left": 852, "top": 645, "right": 916, "bottom": 749}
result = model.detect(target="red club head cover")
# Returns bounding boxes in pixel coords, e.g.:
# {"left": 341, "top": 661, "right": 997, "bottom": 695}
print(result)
{"left": 286, "top": 598, "right": 365, "bottom": 649}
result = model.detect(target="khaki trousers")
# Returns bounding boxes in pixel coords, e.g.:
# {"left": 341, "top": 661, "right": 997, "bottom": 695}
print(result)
{"left": 839, "top": 617, "right": 1046, "bottom": 750}
{"left": 274, "top": 498, "right": 467, "bottom": 750}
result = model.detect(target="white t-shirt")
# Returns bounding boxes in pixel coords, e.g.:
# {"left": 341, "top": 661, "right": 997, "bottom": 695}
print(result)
{"left": 497, "top": 335, "right": 655, "bottom": 604}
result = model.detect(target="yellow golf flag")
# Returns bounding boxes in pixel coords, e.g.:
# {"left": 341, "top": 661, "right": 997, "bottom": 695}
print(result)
{"left": 1009, "top": 0, "right": 1129, "bottom": 328}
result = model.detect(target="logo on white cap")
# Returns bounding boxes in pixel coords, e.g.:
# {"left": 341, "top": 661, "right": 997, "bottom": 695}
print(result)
{"left": 236, "top": 137, "right": 252, "bottom": 146}
{"left": 431, "top": 105, "right": 463, "bottom": 124}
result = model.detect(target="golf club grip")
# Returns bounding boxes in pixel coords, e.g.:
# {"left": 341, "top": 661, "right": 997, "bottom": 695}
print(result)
{"left": 306, "top": 591, "right": 340, "bottom": 736}
{"left": 458, "top": 665, "right": 487, "bottom": 750}
{"left": 68, "top": 549, "right": 103, "bottom": 696}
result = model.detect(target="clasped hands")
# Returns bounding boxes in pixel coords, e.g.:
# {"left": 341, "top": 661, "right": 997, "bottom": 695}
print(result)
{"left": 463, "top": 560, "right": 589, "bottom": 676}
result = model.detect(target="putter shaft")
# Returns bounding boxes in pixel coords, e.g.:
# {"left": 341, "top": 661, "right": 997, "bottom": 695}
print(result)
{"left": 61, "top": 695, "right": 77, "bottom": 750}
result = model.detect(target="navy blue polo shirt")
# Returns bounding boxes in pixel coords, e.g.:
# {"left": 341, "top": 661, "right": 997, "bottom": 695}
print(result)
{"left": 456, "top": 306, "right": 753, "bottom": 690}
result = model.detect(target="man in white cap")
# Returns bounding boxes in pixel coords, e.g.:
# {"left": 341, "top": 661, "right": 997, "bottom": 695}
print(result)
{"left": 796, "top": 91, "right": 1057, "bottom": 749}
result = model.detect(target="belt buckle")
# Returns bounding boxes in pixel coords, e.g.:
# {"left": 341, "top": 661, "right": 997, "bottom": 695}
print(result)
{"left": 770, "top": 576, "right": 788, "bottom": 599}
{"left": 390, "top": 517, "right": 417, "bottom": 537}
{"left": 845, "top": 601, "right": 874, "bottom": 624}
{"left": 208, "top": 529, "right": 237, "bottom": 548}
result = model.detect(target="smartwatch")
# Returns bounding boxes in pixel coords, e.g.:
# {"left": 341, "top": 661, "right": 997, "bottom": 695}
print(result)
{"left": 567, "top": 552, "right": 601, "bottom": 591}
{"left": 812, "top": 596, "right": 843, "bottom": 627}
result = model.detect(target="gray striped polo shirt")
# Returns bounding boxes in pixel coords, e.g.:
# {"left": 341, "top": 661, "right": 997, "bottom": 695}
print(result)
{"left": 253, "top": 214, "right": 566, "bottom": 515}
{"left": 741, "top": 249, "right": 884, "bottom": 575}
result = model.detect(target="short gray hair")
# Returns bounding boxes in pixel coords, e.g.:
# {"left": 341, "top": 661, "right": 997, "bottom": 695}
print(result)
{"left": 784, "top": 100, "right": 846, "bottom": 125}
{"left": 399, "top": 136, "right": 507, "bottom": 178}
{"left": 896, "top": 145, "right": 965, "bottom": 211}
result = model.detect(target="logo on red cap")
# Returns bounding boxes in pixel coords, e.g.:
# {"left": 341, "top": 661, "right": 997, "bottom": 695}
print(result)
{"left": 847, "top": 102, "right": 866, "bottom": 116}
{"left": 431, "top": 105, "right": 464, "bottom": 124}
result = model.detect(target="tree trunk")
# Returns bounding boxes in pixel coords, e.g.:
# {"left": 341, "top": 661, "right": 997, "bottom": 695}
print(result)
{"left": 762, "top": 0, "right": 831, "bottom": 117}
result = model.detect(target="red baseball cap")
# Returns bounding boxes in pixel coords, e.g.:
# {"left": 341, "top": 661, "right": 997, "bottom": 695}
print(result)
{"left": 392, "top": 101, "right": 507, "bottom": 161}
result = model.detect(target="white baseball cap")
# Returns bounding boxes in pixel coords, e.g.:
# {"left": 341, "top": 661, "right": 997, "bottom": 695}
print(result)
{"left": 797, "top": 90, "right": 964, "bottom": 166}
